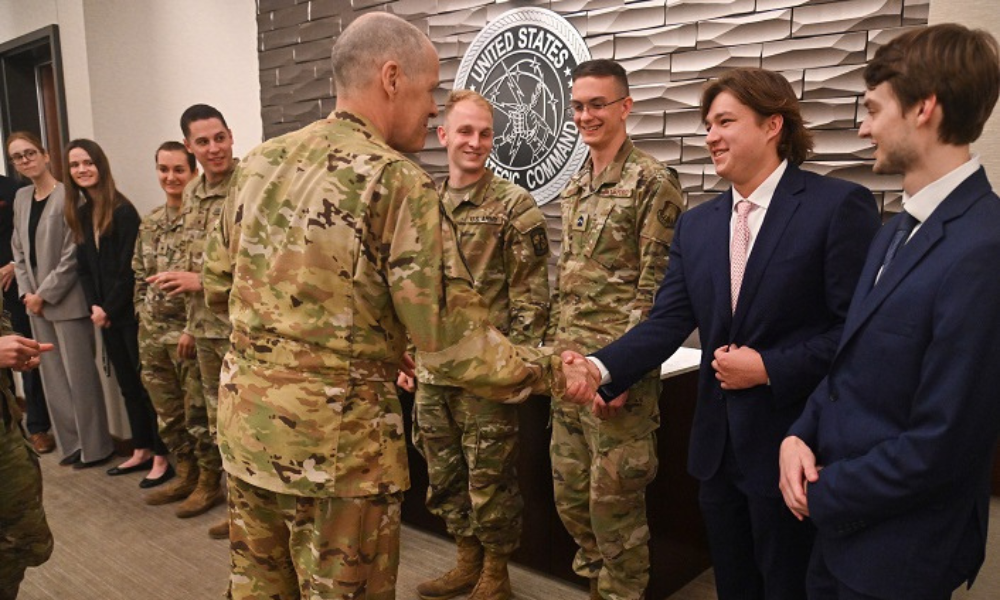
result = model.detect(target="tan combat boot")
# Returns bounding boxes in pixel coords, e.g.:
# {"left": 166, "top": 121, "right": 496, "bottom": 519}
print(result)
{"left": 589, "top": 578, "right": 601, "bottom": 600}
{"left": 145, "top": 458, "right": 199, "bottom": 506}
{"left": 174, "top": 468, "right": 224, "bottom": 518}
{"left": 416, "top": 536, "right": 484, "bottom": 600}
{"left": 208, "top": 518, "right": 230, "bottom": 540}
{"left": 468, "top": 551, "right": 512, "bottom": 600}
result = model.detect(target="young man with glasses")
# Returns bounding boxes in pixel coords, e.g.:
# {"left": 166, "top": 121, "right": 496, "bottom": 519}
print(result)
{"left": 545, "top": 58, "right": 683, "bottom": 600}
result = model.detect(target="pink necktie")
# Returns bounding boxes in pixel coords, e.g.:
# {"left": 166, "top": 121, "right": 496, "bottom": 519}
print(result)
{"left": 731, "top": 200, "right": 753, "bottom": 313}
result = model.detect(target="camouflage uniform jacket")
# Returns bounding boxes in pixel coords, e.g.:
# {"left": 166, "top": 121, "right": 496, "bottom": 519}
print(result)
{"left": 546, "top": 137, "right": 682, "bottom": 356}
{"left": 202, "top": 111, "right": 559, "bottom": 498}
{"left": 181, "top": 166, "right": 236, "bottom": 339}
{"left": 417, "top": 171, "right": 550, "bottom": 385}
{"left": 133, "top": 204, "right": 187, "bottom": 343}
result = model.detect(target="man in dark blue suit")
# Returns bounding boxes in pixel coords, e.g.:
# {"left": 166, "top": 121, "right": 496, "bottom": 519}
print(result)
{"left": 562, "top": 68, "right": 880, "bottom": 599}
{"left": 779, "top": 24, "right": 1000, "bottom": 600}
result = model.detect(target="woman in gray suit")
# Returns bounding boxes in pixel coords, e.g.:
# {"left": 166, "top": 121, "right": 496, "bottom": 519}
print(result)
{"left": 7, "top": 131, "right": 112, "bottom": 468}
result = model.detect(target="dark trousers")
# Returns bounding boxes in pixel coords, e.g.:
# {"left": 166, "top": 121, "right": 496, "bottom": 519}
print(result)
{"left": 3, "top": 288, "right": 49, "bottom": 435}
{"left": 102, "top": 323, "right": 166, "bottom": 455}
{"left": 699, "top": 437, "right": 815, "bottom": 600}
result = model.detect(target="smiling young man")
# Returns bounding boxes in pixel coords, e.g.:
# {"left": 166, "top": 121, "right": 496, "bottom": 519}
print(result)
{"left": 779, "top": 25, "right": 1000, "bottom": 600}
{"left": 545, "top": 58, "right": 683, "bottom": 600}
{"left": 563, "top": 67, "right": 880, "bottom": 600}
{"left": 410, "top": 89, "right": 550, "bottom": 600}
{"left": 145, "top": 104, "right": 237, "bottom": 538}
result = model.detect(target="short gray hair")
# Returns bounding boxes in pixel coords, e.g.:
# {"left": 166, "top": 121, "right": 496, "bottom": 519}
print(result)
{"left": 331, "top": 13, "right": 432, "bottom": 95}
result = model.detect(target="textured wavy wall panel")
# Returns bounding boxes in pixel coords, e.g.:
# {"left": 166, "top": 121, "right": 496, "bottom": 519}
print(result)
{"left": 257, "top": 0, "right": 930, "bottom": 216}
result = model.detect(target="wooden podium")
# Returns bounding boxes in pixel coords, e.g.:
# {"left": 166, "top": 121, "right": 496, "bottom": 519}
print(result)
{"left": 400, "top": 348, "right": 711, "bottom": 599}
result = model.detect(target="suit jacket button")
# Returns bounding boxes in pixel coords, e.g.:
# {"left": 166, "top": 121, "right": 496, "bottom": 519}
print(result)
{"left": 830, "top": 393, "right": 838, "bottom": 402}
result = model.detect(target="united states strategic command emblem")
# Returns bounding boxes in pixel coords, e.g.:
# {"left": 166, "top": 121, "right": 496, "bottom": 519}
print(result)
{"left": 454, "top": 8, "right": 591, "bottom": 206}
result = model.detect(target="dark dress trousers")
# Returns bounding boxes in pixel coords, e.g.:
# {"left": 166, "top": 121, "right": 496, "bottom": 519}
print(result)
{"left": 788, "top": 167, "right": 1000, "bottom": 600}
{"left": 593, "top": 164, "right": 880, "bottom": 599}
{"left": 0, "top": 175, "right": 49, "bottom": 435}
{"left": 77, "top": 198, "right": 165, "bottom": 454}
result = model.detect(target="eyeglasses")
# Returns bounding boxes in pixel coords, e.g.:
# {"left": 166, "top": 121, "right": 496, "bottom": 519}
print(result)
{"left": 566, "top": 97, "right": 628, "bottom": 117}
{"left": 9, "top": 148, "right": 39, "bottom": 163}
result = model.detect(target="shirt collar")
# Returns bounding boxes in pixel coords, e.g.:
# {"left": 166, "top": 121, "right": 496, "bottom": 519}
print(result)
{"left": 732, "top": 159, "right": 788, "bottom": 212}
{"left": 901, "top": 156, "right": 981, "bottom": 223}
{"left": 588, "top": 137, "right": 634, "bottom": 190}
{"left": 439, "top": 171, "right": 494, "bottom": 213}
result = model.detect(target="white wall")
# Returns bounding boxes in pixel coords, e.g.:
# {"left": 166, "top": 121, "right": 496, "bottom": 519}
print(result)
{"left": 0, "top": 0, "right": 262, "bottom": 436}
{"left": 0, "top": 0, "right": 262, "bottom": 213}
{"left": 83, "top": 0, "right": 262, "bottom": 213}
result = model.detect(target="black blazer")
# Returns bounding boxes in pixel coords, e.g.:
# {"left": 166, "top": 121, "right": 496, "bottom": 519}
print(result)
{"left": 593, "top": 164, "right": 879, "bottom": 495}
{"left": 789, "top": 168, "right": 1000, "bottom": 598}
{"left": 76, "top": 196, "right": 141, "bottom": 327}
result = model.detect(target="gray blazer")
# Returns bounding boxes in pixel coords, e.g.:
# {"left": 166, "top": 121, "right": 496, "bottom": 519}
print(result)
{"left": 11, "top": 183, "right": 89, "bottom": 321}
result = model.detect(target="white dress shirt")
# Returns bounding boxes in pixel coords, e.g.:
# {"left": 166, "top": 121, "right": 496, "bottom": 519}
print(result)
{"left": 588, "top": 161, "right": 790, "bottom": 386}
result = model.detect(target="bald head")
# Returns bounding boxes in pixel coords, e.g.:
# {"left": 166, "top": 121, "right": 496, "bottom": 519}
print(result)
{"left": 332, "top": 13, "right": 434, "bottom": 96}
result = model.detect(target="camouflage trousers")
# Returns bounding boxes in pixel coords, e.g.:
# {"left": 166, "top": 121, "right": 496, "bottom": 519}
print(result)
{"left": 195, "top": 337, "right": 229, "bottom": 473}
{"left": 413, "top": 382, "right": 523, "bottom": 555}
{"left": 0, "top": 421, "right": 53, "bottom": 600}
{"left": 139, "top": 328, "right": 209, "bottom": 467}
{"left": 228, "top": 476, "right": 402, "bottom": 600}
{"left": 550, "top": 376, "right": 660, "bottom": 600}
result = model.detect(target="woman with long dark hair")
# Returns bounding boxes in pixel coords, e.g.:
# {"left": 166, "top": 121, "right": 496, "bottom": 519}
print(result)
{"left": 64, "top": 139, "right": 172, "bottom": 486}
{"left": 7, "top": 132, "right": 112, "bottom": 468}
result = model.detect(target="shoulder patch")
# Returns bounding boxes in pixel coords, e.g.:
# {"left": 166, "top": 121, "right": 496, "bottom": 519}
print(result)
{"left": 530, "top": 228, "right": 550, "bottom": 257}
{"left": 657, "top": 202, "right": 681, "bottom": 229}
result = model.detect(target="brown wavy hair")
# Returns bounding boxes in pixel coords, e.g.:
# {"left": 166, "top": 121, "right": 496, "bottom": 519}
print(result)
{"left": 700, "top": 68, "right": 814, "bottom": 165}
{"left": 63, "top": 139, "right": 130, "bottom": 243}
{"left": 864, "top": 24, "right": 999, "bottom": 145}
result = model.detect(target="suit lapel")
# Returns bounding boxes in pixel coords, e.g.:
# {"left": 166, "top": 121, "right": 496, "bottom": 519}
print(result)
{"left": 710, "top": 191, "right": 735, "bottom": 332}
{"left": 17, "top": 192, "right": 39, "bottom": 290}
{"left": 838, "top": 168, "right": 992, "bottom": 351}
{"left": 730, "top": 166, "right": 804, "bottom": 337}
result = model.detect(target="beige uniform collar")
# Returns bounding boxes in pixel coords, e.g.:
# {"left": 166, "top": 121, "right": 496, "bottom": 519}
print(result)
{"left": 439, "top": 170, "right": 494, "bottom": 214}
{"left": 586, "top": 137, "right": 634, "bottom": 191}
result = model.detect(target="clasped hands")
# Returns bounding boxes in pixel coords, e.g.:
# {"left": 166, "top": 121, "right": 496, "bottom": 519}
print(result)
{"left": 560, "top": 351, "right": 626, "bottom": 419}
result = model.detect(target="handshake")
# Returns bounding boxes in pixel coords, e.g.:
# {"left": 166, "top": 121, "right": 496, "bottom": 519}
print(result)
{"left": 560, "top": 350, "right": 629, "bottom": 419}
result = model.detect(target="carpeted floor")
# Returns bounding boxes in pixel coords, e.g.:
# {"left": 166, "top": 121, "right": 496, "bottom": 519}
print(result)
{"left": 16, "top": 450, "right": 1000, "bottom": 599}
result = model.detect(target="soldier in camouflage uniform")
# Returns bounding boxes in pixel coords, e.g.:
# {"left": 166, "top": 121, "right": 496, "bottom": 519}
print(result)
{"left": 201, "top": 14, "right": 581, "bottom": 600}
{"left": 411, "top": 90, "right": 550, "bottom": 600}
{"left": 546, "top": 60, "right": 683, "bottom": 600}
{"left": 135, "top": 142, "right": 207, "bottom": 506}
{"left": 146, "top": 105, "right": 236, "bottom": 538}
{"left": 0, "top": 296, "right": 53, "bottom": 599}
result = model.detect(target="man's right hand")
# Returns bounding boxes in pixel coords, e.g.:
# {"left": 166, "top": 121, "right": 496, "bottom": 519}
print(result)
{"left": 148, "top": 271, "right": 202, "bottom": 296}
{"left": 561, "top": 350, "right": 601, "bottom": 405}
{"left": 0, "top": 335, "right": 53, "bottom": 370}
{"left": 177, "top": 332, "right": 197, "bottom": 360}
{"left": 779, "top": 435, "right": 820, "bottom": 521}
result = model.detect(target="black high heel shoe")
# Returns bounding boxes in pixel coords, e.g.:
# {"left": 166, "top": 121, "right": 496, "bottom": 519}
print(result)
{"left": 139, "top": 463, "right": 176, "bottom": 489}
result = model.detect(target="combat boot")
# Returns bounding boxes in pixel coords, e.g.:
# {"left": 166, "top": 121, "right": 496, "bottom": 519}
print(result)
{"left": 145, "top": 458, "right": 199, "bottom": 506}
{"left": 174, "top": 468, "right": 224, "bottom": 518}
{"left": 589, "top": 578, "right": 601, "bottom": 600}
{"left": 468, "top": 551, "right": 512, "bottom": 600}
{"left": 416, "top": 536, "right": 483, "bottom": 600}
{"left": 208, "top": 518, "right": 230, "bottom": 540}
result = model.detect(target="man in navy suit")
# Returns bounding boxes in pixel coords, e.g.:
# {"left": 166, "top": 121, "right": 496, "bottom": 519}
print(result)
{"left": 779, "top": 24, "right": 1000, "bottom": 600}
{"left": 561, "top": 68, "right": 880, "bottom": 599}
